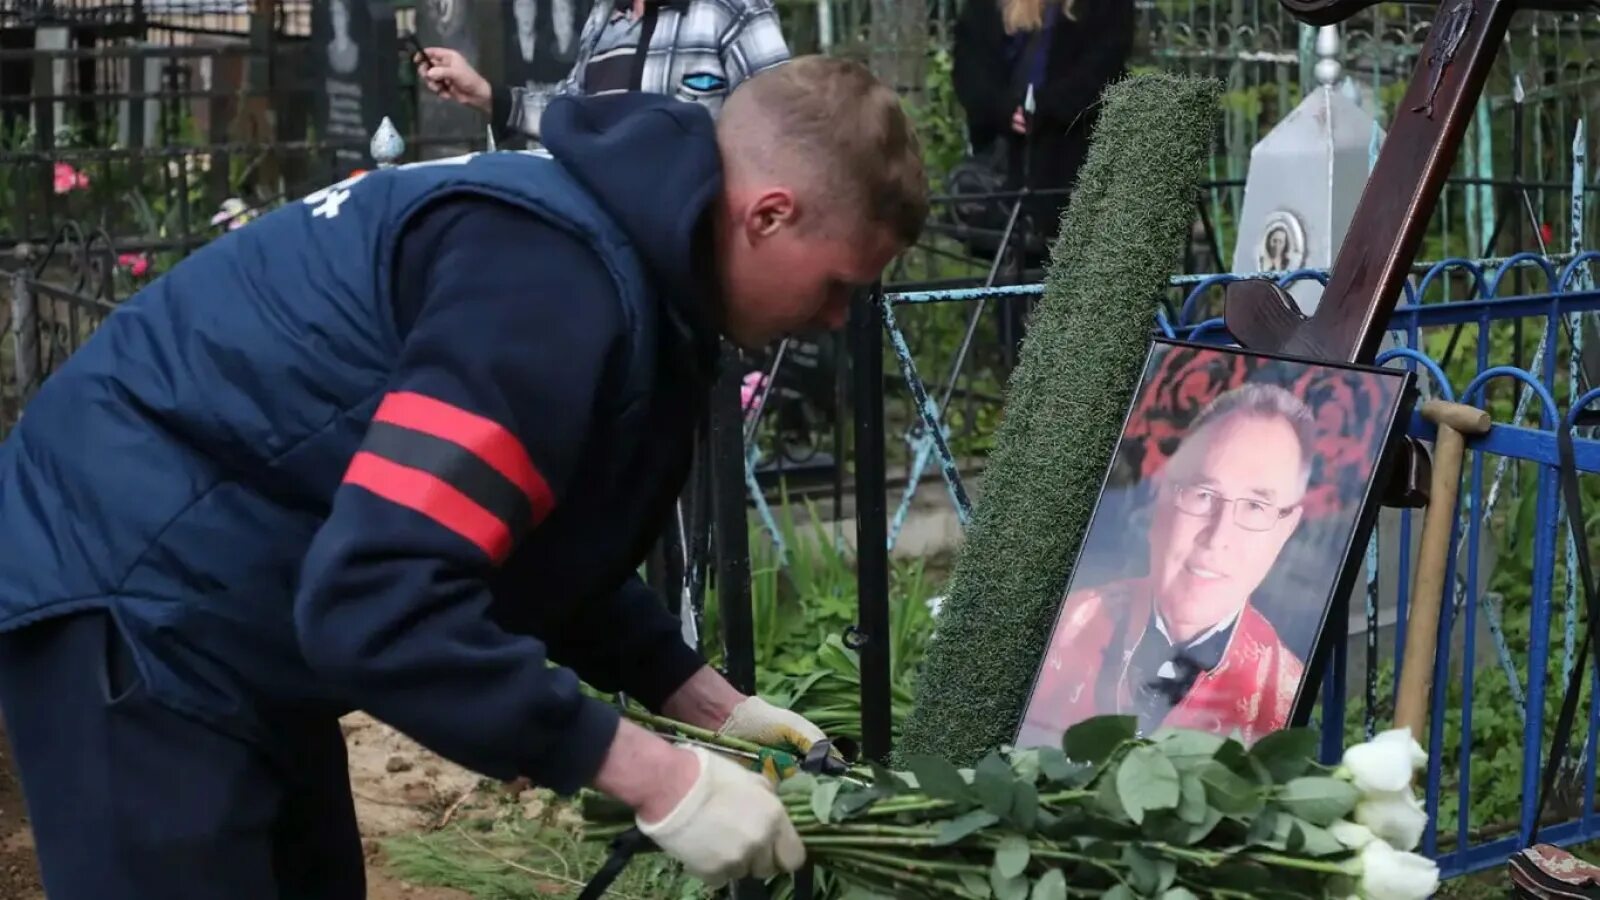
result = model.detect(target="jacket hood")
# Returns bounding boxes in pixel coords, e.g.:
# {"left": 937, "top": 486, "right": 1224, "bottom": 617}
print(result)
{"left": 540, "top": 93, "right": 724, "bottom": 369}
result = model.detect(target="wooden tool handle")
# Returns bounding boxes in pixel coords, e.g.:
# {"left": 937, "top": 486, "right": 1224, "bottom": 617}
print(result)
{"left": 1393, "top": 426, "right": 1467, "bottom": 740}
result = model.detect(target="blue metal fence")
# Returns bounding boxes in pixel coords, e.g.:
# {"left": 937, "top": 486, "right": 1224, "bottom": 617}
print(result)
{"left": 862, "top": 253, "right": 1600, "bottom": 880}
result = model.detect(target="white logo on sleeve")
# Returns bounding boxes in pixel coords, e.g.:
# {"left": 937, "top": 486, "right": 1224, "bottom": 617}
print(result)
{"left": 302, "top": 171, "right": 370, "bottom": 220}
{"left": 310, "top": 188, "right": 352, "bottom": 219}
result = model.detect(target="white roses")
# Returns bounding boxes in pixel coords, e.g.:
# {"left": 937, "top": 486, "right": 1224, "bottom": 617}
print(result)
{"left": 1341, "top": 728, "right": 1430, "bottom": 794}
{"left": 1330, "top": 729, "right": 1440, "bottom": 900}
{"left": 1353, "top": 784, "right": 1430, "bottom": 853}
{"left": 1355, "top": 840, "right": 1442, "bottom": 900}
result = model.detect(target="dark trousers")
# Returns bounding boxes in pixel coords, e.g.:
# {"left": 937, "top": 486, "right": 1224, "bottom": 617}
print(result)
{"left": 0, "top": 611, "right": 365, "bottom": 900}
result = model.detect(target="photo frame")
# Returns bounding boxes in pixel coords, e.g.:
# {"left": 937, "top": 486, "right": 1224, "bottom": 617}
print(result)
{"left": 1014, "top": 339, "right": 1415, "bottom": 748}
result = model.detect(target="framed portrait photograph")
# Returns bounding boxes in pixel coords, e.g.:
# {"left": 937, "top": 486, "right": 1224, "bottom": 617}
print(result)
{"left": 1015, "top": 339, "right": 1415, "bottom": 748}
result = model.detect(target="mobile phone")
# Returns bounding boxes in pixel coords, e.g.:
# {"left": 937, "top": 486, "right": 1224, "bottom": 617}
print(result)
{"left": 402, "top": 33, "right": 429, "bottom": 70}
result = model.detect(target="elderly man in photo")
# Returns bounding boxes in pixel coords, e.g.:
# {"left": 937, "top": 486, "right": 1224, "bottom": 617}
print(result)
{"left": 1020, "top": 382, "right": 1313, "bottom": 747}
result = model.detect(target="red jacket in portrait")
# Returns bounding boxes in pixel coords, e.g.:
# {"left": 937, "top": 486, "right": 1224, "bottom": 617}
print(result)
{"left": 1016, "top": 577, "right": 1306, "bottom": 748}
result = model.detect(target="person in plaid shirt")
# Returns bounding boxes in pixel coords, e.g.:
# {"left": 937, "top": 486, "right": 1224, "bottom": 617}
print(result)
{"left": 416, "top": 0, "right": 791, "bottom": 141}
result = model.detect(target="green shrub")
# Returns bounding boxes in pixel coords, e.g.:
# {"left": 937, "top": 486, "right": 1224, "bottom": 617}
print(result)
{"left": 897, "top": 73, "right": 1223, "bottom": 767}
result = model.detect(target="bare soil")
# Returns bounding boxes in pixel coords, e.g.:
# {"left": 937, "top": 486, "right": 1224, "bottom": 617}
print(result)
{"left": 0, "top": 726, "right": 43, "bottom": 900}
{"left": 0, "top": 715, "right": 487, "bottom": 899}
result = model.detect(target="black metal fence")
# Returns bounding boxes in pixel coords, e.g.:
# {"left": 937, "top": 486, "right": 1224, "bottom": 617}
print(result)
{"left": 0, "top": 223, "right": 119, "bottom": 439}
{"left": 0, "top": 0, "right": 479, "bottom": 261}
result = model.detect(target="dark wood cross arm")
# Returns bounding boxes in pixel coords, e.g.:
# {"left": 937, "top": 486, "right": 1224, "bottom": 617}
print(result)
{"left": 1225, "top": 0, "right": 1513, "bottom": 367}
{"left": 1222, "top": 0, "right": 1560, "bottom": 505}
{"left": 1279, "top": 0, "right": 1595, "bottom": 26}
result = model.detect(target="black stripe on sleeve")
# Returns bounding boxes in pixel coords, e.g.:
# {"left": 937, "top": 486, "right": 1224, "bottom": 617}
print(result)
{"left": 361, "top": 420, "right": 535, "bottom": 539}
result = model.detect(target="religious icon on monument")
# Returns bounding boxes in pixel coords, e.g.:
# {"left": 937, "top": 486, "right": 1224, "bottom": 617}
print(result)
{"left": 1256, "top": 210, "right": 1307, "bottom": 273}
{"left": 1015, "top": 340, "right": 1413, "bottom": 748}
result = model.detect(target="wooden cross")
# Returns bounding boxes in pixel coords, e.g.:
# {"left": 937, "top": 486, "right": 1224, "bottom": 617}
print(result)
{"left": 1225, "top": 0, "right": 1598, "bottom": 366}
{"left": 1223, "top": 0, "right": 1597, "bottom": 505}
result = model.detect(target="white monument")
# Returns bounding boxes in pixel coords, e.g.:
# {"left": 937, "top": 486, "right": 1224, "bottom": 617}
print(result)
{"left": 1231, "top": 26, "right": 1386, "bottom": 317}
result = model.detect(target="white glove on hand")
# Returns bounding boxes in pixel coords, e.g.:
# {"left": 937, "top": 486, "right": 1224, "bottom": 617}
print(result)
{"left": 636, "top": 745, "right": 806, "bottom": 888}
{"left": 715, "top": 696, "right": 828, "bottom": 752}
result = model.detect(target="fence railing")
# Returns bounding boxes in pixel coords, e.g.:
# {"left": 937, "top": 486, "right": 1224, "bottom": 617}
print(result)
{"left": 9, "top": 0, "right": 1600, "bottom": 260}
{"left": 0, "top": 33, "right": 491, "bottom": 255}
{"left": 854, "top": 251, "right": 1600, "bottom": 881}
{"left": 1, "top": 222, "right": 122, "bottom": 438}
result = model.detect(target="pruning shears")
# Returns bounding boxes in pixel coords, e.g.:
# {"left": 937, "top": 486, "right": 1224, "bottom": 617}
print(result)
{"left": 576, "top": 738, "right": 855, "bottom": 900}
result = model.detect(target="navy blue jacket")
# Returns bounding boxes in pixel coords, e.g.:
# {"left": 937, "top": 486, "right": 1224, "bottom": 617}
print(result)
{"left": 0, "top": 93, "right": 723, "bottom": 794}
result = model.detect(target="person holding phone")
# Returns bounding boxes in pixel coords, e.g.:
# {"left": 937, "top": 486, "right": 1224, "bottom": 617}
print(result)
{"left": 412, "top": 0, "right": 790, "bottom": 142}
{"left": 403, "top": 32, "right": 430, "bottom": 69}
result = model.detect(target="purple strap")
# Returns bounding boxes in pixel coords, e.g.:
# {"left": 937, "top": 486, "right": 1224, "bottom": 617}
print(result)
{"left": 1026, "top": 4, "right": 1059, "bottom": 91}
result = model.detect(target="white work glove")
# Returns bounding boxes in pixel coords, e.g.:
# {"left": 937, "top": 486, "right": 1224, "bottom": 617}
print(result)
{"left": 636, "top": 745, "right": 806, "bottom": 888}
{"left": 715, "top": 696, "right": 828, "bottom": 752}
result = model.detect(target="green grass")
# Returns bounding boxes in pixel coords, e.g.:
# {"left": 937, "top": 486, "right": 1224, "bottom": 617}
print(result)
{"left": 695, "top": 496, "right": 942, "bottom": 749}
{"left": 1436, "top": 870, "right": 1509, "bottom": 899}
{"left": 382, "top": 809, "right": 710, "bottom": 900}
{"left": 1432, "top": 841, "right": 1600, "bottom": 898}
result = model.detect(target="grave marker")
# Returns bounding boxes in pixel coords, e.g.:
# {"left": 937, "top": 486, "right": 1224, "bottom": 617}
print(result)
{"left": 311, "top": 0, "right": 400, "bottom": 172}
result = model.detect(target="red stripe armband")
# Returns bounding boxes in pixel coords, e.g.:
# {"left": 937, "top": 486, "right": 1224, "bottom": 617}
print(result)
{"left": 340, "top": 391, "right": 557, "bottom": 563}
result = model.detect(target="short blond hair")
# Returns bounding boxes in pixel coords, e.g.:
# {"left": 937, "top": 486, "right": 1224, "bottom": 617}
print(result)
{"left": 720, "top": 55, "right": 929, "bottom": 247}
{"left": 1002, "top": 0, "right": 1078, "bottom": 34}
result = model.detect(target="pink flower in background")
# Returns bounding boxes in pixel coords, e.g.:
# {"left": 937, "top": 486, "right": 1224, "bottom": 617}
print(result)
{"left": 53, "top": 162, "right": 89, "bottom": 194}
{"left": 117, "top": 253, "right": 151, "bottom": 278}
{"left": 210, "top": 198, "right": 258, "bottom": 231}
{"left": 740, "top": 371, "right": 768, "bottom": 413}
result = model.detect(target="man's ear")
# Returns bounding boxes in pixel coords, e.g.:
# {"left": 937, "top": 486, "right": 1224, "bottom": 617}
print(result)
{"left": 744, "top": 188, "right": 797, "bottom": 239}
{"left": 1281, "top": 504, "right": 1304, "bottom": 536}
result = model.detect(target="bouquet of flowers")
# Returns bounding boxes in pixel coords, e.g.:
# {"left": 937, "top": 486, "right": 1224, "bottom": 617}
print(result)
{"left": 582, "top": 713, "right": 1439, "bottom": 900}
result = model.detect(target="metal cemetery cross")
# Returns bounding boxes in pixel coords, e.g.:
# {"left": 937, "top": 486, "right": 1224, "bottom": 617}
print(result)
{"left": 1225, "top": 0, "right": 1597, "bottom": 366}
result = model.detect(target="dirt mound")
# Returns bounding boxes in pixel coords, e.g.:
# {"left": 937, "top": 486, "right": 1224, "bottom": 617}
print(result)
{"left": 343, "top": 712, "right": 486, "bottom": 838}
{"left": 0, "top": 716, "right": 475, "bottom": 900}
{"left": 0, "top": 726, "right": 44, "bottom": 900}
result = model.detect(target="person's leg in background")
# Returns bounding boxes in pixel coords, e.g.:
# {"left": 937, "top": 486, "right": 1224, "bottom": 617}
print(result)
{"left": 997, "top": 122, "right": 1094, "bottom": 371}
